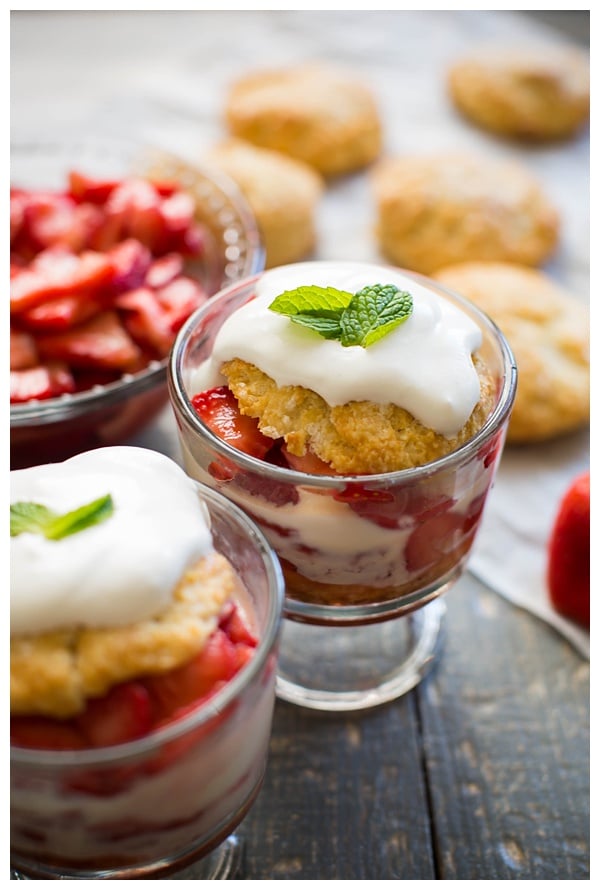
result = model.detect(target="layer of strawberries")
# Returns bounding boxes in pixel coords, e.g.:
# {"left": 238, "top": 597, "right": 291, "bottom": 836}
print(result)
{"left": 192, "top": 386, "right": 496, "bottom": 574}
{"left": 10, "top": 172, "right": 210, "bottom": 404}
{"left": 11, "top": 602, "right": 257, "bottom": 752}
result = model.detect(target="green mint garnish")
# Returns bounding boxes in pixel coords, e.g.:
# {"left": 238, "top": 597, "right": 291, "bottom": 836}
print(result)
{"left": 10, "top": 494, "right": 114, "bottom": 541}
{"left": 269, "top": 283, "right": 413, "bottom": 348}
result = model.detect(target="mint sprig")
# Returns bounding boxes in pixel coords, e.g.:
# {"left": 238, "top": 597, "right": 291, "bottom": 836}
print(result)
{"left": 269, "top": 283, "right": 413, "bottom": 348}
{"left": 10, "top": 494, "right": 114, "bottom": 541}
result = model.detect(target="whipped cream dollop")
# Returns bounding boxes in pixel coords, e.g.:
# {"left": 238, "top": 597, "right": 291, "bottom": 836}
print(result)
{"left": 192, "top": 261, "right": 484, "bottom": 436}
{"left": 11, "top": 447, "right": 214, "bottom": 637}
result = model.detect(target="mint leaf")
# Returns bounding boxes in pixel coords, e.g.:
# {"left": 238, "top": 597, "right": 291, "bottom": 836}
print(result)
{"left": 269, "top": 285, "right": 354, "bottom": 318}
{"left": 10, "top": 494, "right": 114, "bottom": 541}
{"left": 10, "top": 502, "right": 57, "bottom": 537}
{"left": 341, "top": 284, "right": 413, "bottom": 347}
{"left": 269, "top": 281, "right": 413, "bottom": 348}
{"left": 288, "top": 314, "right": 343, "bottom": 340}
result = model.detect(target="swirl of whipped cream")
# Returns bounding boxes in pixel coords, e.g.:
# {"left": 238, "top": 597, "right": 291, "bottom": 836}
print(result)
{"left": 11, "top": 447, "right": 213, "bottom": 636}
{"left": 192, "top": 261, "right": 483, "bottom": 437}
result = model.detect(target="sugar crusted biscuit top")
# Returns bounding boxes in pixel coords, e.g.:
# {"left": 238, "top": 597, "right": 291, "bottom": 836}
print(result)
{"left": 205, "top": 139, "right": 323, "bottom": 267}
{"left": 221, "top": 356, "right": 496, "bottom": 474}
{"left": 435, "top": 262, "right": 589, "bottom": 443}
{"left": 448, "top": 45, "right": 590, "bottom": 141}
{"left": 371, "top": 153, "right": 560, "bottom": 274}
{"left": 11, "top": 552, "right": 236, "bottom": 718}
{"left": 225, "top": 63, "right": 382, "bottom": 176}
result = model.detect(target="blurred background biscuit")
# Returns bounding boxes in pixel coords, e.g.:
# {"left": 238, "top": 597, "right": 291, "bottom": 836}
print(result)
{"left": 371, "top": 153, "right": 560, "bottom": 274}
{"left": 434, "top": 261, "right": 589, "bottom": 444}
{"left": 206, "top": 139, "right": 323, "bottom": 267}
{"left": 448, "top": 45, "right": 590, "bottom": 141}
{"left": 225, "top": 63, "right": 382, "bottom": 177}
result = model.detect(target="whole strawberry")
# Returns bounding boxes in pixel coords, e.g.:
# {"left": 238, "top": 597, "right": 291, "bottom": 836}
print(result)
{"left": 547, "top": 471, "right": 590, "bottom": 629}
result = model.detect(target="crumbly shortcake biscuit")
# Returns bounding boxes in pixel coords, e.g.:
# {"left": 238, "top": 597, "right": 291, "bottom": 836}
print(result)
{"left": 221, "top": 356, "right": 495, "bottom": 474}
{"left": 448, "top": 45, "right": 590, "bottom": 141}
{"left": 225, "top": 64, "right": 382, "bottom": 176}
{"left": 434, "top": 262, "right": 589, "bottom": 443}
{"left": 206, "top": 139, "right": 323, "bottom": 267}
{"left": 371, "top": 153, "right": 560, "bottom": 274}
{"left": 11, "top": 552, "right": 235, "bottom": 718}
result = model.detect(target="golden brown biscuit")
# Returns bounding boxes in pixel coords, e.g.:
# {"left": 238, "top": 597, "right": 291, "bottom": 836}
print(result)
{"left": 206, "top": 139, "right": 323, "bottom": 267}
{"left": 225, "top": 64, "right": 382, "bottom": 176}
{"left": 448, "top": 45, "right": 590, "bottom": 141}
{"left": 11, "top": 552, "right": 235, "bottom": 718}
{"left": 221, "top": 356, "right": 496, "bottom": 475}
{"left": 371, "top": 153, "right": 560, "bottom": 274}
{"left": 434, "top": 262, "right": 589, "bottom": 443}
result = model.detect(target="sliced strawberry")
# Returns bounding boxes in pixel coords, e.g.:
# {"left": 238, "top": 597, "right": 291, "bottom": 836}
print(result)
{"left": 24, "top": 193, "right": 104, "bottom": 253}
{"left": 547, "top": 471, "right": 590, "bottom": 629}
{"left": 218, "top": 602, "right": 258, "bottom": 647}
{"left": 145, "top": 252, "right": 183, "bottom": 289}
{"left": 10, "top": 363, "right": 76, "bottom": 403}
{"left": 146, "top": 628, "right": 238, "bottom": 722}
{"left": 10, "top": 328, "right": 39, "bottom": 370}
{"left": 191, "top": 386, "right": 273, "bottom": 459}
{"left": 10, "top": 247, "right": 116, "bottom": 313}
{"left": 405, "top": 512, "right": 467, "bottom": 572}
{"left": 19, "top": 292, "right": 103, "bottom": 331}
{"left": 158, "top": 191, "right": 196, "bottom": 252}
{"left": 155, "top": 275, "right": 208, "bottom": 332}
{"left": 68, "top": 170, "right": 120, "bottom": 204}
{"left": 282, "top": 446, "right": 335, "bottom": 475}
{"left": 36, "top": 310, "right": 142, "bottom": 370}
{"left": 105, "top": 177, "right": 164, "bottom": 252}
{"left": 77, "top": 682, "right": 153, "bottom": 748}
{"left": 104, "top": 237, "right": 153, "bottom": 296}
{"left": 11, "top": 716, "right": 86, "bottom": 751}
{"left": 116, "top": 287, "right": 174, "bottom": 356}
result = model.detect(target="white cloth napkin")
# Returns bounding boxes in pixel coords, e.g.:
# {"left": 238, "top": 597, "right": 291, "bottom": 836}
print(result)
{"left": 470, "top": 430, "right": 590, "bottom": 658}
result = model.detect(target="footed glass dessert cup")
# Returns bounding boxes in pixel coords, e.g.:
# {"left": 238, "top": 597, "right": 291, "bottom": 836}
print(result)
{"left": 10, "top": 486, "right": 284, "bottom": 879}
{"left": 168, "top": 269, "right": 517, "bottom": 712}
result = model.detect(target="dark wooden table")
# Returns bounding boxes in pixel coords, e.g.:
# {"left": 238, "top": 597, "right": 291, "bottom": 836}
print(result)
{"left": 238, "top": 575, "right": 589, "bottom": 880}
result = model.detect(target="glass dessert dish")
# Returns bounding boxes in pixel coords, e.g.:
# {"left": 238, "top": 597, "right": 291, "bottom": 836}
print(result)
{"left": 10, "top": 451, "right": 284, "bottom": 879}
{"left": 10, "top": 139, "right": 264, "bottom": 470}
{"left": 168, "top": 262, "right": 517, "bottom": 711}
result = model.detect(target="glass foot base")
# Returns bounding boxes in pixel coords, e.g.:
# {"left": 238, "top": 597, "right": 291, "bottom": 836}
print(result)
{"left": 10, "top": 834, "right": 243, "bottom": 880}
{"left": 276, "top": 598, "right": 445, "bottom": 711}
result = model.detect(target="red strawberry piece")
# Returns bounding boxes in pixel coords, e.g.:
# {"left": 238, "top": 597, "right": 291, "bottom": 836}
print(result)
{"left": 179, "top": 221, "right": 207, "bottom": 257}
{"left": 105, "top": 178, "right": 164, "bottom": 253}
{"left": 547, "top": 471, "right": 590, "bottom": 629}
{"left": 334, "top": 483, "right": 411, "bottom": 530}
{"left": 157, "top": 191, "right": 196, "bottom": 252}
{"left": 145, "top": 628, "right": 238, "bottom": 723}
{"left": 116, "top": 287, "right": 174, "bottom": 357}
{"left": 104, "top": 237, "right": 153, "bottom": 295}
{"left": 10, "top": 191, "right": 27, "bottom": 243}
{"left": 19, "top": 292, "right": 103, "bottom": 331}
{"left": 25, "top": 194, "right": 105, "bottom": 253}
{"left": 10, "top": 247, "right": 116, "bottom": 313}
{"left": 36, "top": 310, "right": 142, "bottom": 370}
{"left": 282, "top": 446, "right": 336, "bottom": 476}
{"left": 145, "top": 252, "right": 184, "bottom": 289}
{"left": 405, "top": 512, "right": 466, "bottom": 572}
{"left": 68, "top": 170, "right": 120, "bottom": 205}
{"left": 10, "top": 362, "right": 76, "bottom": 403}
{"left": 191, "top": 386, "right": 273, "bottom": 459}
{"left": 11, "top": 716, "right": 86, "bottom": 751}
{"left": 155, "top": 276, "right": 209, "bottom": 332}
{"left": 218, "top": 602, "right": 258, "bottom": 647}
{"left": 10, "top": 328, "right": 39, "bottom": 370}
{"left": 77, "top": 682, "right": 153, "bottom": 749}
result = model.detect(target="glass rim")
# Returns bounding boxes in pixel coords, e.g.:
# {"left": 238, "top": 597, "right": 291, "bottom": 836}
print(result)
{"left": 11, "top": 482, "right": 285, "bottom": 767}
{"left": 168, "top": 269, "right": 518, "bottom": 488}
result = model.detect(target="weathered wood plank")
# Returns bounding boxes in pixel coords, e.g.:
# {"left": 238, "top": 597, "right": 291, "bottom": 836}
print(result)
{"left": 418, "top": 575, "right": 589, "bottom": 880}
{"left": 243, "top": 697, "right": 436, "bottom": 880}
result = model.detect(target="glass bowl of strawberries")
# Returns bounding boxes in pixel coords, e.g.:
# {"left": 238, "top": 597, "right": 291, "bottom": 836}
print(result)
{"left": 10, "top": 139, "right": 264, "bottom": 469}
